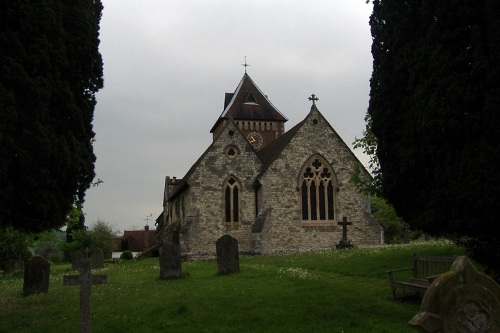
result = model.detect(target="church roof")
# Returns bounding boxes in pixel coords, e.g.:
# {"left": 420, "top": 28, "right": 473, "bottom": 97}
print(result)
{"left": 210, "top": 73, "right": 287, "bottom": 133}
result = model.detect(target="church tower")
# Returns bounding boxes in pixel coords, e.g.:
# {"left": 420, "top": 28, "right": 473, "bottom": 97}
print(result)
{"left": 210, "top": 73, "right": 287, "bottom": 151}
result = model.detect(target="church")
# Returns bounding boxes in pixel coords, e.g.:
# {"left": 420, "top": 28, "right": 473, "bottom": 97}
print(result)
{"left": 157, "top": 73, "right": 383, "bottom": 259}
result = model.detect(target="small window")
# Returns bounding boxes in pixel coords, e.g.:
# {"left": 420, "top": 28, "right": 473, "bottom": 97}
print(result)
{"left": 225, "top": 176, "right": 241, "bottom": 226}
{"left": 225, "top": 145, "right": 239, "bottom": 159}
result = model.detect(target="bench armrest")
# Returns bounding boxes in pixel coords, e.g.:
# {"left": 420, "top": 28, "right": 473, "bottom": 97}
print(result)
{"left": 386, "top": 267, "right": 413, "bottom": 282}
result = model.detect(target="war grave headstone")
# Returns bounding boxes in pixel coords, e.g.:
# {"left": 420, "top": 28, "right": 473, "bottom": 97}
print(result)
{"left": 91, "top": 248, "right": 104, "bottom": 269}
{"left": 408, "top": 256, "right": 500, "bottom": 333}
{"left": 72, "top": 249, "right": 85, "bottom": 271}
{"left": 159, "top": 241, "right": 182, "bottom": 279}
{"left": 23, "top": 256, "right": 50, "bottom": 296}
{"left": 336, "top": 216, "right": 353, "bottom": 249}
{"left": 216, "top": 235, "right": 239, "bottom": 275}
{"left": 403, "top": 223, "right": 410, "bottom": 244}
{"left": 64, "top": 258, "right": 107, "bottom": 333}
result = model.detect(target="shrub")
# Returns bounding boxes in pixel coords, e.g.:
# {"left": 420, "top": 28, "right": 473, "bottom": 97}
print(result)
{"left": 120, "top": 250, "right": 134, "bottom": 260}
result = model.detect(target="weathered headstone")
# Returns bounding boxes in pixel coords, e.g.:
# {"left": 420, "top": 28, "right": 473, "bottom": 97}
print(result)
{"left": 159, "top": 241, "right": 182, "bottom": 279}
{"left": 64, "top": 258, "right": 107, "bottom": 333}
{"left": 402, "top": 223, "right": 410, "bottom": 244}
{"left": 336, "top": 216, "right": 353, "bottom": 249}
{"left": 408, "top": 256, "right": 500, "bottom": 333}
{"left": 216, "top": 235, "right": 239, "bottom": 275}
{"left": 72, "top": 250, "right": 85, "bottom": 271}
{"left": 91, "top": 248, "right": 104, "bottom": 269}
{"left": 23, "top": 256, "right": 50, "bottom": 296}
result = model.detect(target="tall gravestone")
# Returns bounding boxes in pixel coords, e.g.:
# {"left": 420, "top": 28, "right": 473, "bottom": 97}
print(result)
{"left": 91, "top": 248, "right": 104, "bottom": 269}
{"left": 23, "top": 256, "right": 50, "bottom": 296}
{"left": 72, "top": 250, "right": 85, "bottom": 271}
{"left": 408, "top": 256, "right": 500, "bottom": 333}
{"left": 159, "top": 241, "right": 182, "bottom": 279}
{"left": 216, "top": 235, "right": 239, "bottom": 275}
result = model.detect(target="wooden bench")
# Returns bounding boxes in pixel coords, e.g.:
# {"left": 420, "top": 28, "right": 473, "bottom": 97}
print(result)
{"left": 386, "top": 254, "right": 455, "bottom": 300}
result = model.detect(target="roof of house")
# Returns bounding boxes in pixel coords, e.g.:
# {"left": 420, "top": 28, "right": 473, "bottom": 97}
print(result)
{"left": 118, "top": 229, "right": 157, "bottom": 252}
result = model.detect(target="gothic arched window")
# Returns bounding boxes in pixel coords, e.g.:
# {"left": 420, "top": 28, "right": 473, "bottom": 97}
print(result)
{"left": 300, "top": 156, "right": 336, "bottom": 222}
{"left": 225, "top": 176, "right": 240, "bottom": 225}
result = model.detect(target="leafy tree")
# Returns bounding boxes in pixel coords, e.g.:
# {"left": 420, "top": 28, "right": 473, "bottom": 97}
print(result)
{"left": 0, "top": 0, "right": 104, "bottom": 233}
{"left": 371, "top": 197, "right": 403, "bottom": 244}
{"left": 0, "top": 227, "right": 32, "bottom": 265}
{"left": 364, "top": 0, "right": 500, "bottom": 277}
{"left": 89, "top": 219, "right": 118, "bottom": 259}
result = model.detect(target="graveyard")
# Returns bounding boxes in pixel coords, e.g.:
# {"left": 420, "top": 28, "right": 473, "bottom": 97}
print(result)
{"left": 0, "top": 240, "right": 472, "bottom": 333}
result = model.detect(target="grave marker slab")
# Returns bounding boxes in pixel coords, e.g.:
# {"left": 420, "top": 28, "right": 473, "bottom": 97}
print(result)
{"left": 159, "top": 241, "right": 182, "bottom": 279}
{"left": 408, "top": 256, "right": 500, "bottom": 333}
{"left": 91, "top": 248, "right": 104, "bottom": 269}
{"left": 23, "top": 256, "right": 50, "bottom": 296}
{"left": 72, "top": 250, "right": 85, "bottom": 271}
{"left": 64, "top": 258, "right": 107, "bottom": 333}
{"left": 216, "top": 235, "right": 239, "bottom": 275}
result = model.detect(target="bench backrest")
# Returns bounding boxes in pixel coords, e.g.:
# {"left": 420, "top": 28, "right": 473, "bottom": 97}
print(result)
{"left": 413, "top": 255, "right": 455, "bottom": 278}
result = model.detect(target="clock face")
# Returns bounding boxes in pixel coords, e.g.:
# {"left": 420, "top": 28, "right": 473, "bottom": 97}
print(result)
{"left": 246, "top": 132, "right": 264, "bottom": 149}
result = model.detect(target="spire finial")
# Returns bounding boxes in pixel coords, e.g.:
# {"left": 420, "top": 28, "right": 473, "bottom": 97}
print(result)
{"left": 308, "top": 94, "right": 319, "bottom": 106}
{"left": 241, "top": 56, "right": 250, "bottom": 74}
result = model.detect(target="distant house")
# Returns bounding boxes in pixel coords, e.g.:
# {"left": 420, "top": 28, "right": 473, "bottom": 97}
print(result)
{"left": 115, "top": 226, "right": 160, "bottom": 257}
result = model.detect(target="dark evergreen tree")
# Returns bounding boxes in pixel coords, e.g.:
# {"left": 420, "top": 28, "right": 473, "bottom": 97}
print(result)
{"left": 366, "top": 0, "right": 500, "bottom": 276}
{"left": 0, "top": 0, "right": 104, "bottom": 232}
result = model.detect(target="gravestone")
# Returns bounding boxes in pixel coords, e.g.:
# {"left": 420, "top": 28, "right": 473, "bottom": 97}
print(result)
{"left": 64, "top": 258, "right": 107, "bottom": 333}
{"left": 408, "top": 256, "right": 500, "bottom": 333}
{"left": 216, "top": 235, "right": 239, "bottom": 275}
{"left": 159, "top": 241, "right": 182, "bottom": 279}
{"left": 336, "top": 216, "right": 353, "bottom": 249}
{"left": 91, "top": 248, "right": 104, "bottom": 269}
{"left": 72, "top": 250, "right": 85, "bottom": 271}
{"left": 23, "top": 256, "right": 50, "bottom": 296}
{"left": 402, "top": 223, "right": 410, "bottom": 244}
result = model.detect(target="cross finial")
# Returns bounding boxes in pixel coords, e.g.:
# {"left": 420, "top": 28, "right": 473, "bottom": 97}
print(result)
{"left": 308, "top": 94, "right": 319, "bottom": 106}
{"left": 241, "top": 56, "right": 250, "bottom": 73}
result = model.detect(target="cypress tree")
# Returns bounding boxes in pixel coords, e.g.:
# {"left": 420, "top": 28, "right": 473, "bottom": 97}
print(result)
{"left": 0, "top": 0, "right": 104, "bottom": 232}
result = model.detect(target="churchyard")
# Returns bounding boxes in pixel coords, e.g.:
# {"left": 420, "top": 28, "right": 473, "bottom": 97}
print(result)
{"left": 0, "top": 240, "right": 468, "bottom": 332}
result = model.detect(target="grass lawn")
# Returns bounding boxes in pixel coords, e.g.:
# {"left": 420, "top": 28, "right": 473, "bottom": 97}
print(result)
{"left": 0, "top": 240, "right": 467, "bottom": 333}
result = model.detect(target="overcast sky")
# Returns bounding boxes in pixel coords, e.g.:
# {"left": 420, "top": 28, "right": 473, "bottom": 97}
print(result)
{"left": 83, "top": 0, "right": 375, "bottom": 233}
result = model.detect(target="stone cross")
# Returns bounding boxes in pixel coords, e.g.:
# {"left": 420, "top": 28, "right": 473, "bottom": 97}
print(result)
{"left": 308, "top": 94, "right": 319, "bottom": 106}
{"left": 64, "top": 258, "right": 107, "bottom": 333}
{"left": 336, "top": 216, "right": 353, "bottom": 249}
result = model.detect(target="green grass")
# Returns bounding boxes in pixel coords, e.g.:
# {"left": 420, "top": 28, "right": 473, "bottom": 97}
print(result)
{"left": 0, "top": 240, "right": 467, "bottom": 333}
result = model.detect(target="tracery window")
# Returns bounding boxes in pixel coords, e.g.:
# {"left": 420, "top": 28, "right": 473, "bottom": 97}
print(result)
{"left": 225, "top": 176, "right": 240, "bottom": 225}
{"left": 300, "top": 156, "right": 336, "bottom": 222}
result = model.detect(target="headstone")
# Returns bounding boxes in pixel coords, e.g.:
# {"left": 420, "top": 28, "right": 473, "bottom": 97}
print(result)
{"left": 216, "top": 235, "right": 239, "bottom": 275}
{"left": 91, "top": 248, "right": 104, "bottom": 269}
{"left": 336, "top": 216, "right": 354, "bottom": 249}
{"left": 159, "top": 241, "right": 182, "bottom": 279}
{"left": 23, "top": 256, "right": 50, "bottom": 296}
{"left": 72, "top": 250, "right": 85, "bottom": 271}
{"left": 402, "top": 223, "right": 410, "bottom": 244}
{"left": 3, "top": 259, "right": 16, "bottom": 275}
{"left": 64, "top": 258, "right": 107, "bottom": 333}
{"left": 408, "top": 256, "right": 500, "bottom": 333}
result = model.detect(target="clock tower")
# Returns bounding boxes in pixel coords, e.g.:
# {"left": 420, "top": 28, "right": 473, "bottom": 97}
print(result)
{"left": 210, "top": 73, "right": 288, "bottom": 151}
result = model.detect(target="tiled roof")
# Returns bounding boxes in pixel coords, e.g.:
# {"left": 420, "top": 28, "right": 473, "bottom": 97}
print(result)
{"left": 210, "top": 73, "right": 287, "bottom": 133}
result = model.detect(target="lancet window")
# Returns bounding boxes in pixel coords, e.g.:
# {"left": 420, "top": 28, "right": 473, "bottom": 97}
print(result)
{"left": 225, "top": 176, "right": 240, "bottom": 225}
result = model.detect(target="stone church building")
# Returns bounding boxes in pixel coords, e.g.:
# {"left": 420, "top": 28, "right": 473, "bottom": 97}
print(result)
{"left": 157, "top": 73, "right": 383, "bottom": 258}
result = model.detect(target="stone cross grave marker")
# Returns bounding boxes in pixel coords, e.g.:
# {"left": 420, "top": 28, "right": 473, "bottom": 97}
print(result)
{"left": 216, "top": 234, "right": 240, "bottom": 275}
{"left": 336, "top": 216, "right": 353, "bottom": 249}
{"left": 64, "top": 258, "right": 107, "bottom": 333}
{"left": 159, "top": 241, "right": 182, "bottom": 279}
{"left": 91, "top": 248, "right": 104, "bottom": 269}
{"left": 408, "top": 256, "right": 500, "bottom": 333}
{"left": 23, "top": 256, "right": 50, "bottom": 296}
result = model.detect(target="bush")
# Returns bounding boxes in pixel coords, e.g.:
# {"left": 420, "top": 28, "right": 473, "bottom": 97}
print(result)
{"left": 120, "top": 250, "right": 134, "bottom": 260}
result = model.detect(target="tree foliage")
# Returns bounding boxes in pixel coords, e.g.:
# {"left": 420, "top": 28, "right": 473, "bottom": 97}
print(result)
{"left": 89, "top": 219, "right": 117, "bottom": 259}
{"left": 365, "top": 0, "right": 500, "bottom": 275}
{"left": 0, "top": 0, "right": 104, "bottom": 232}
